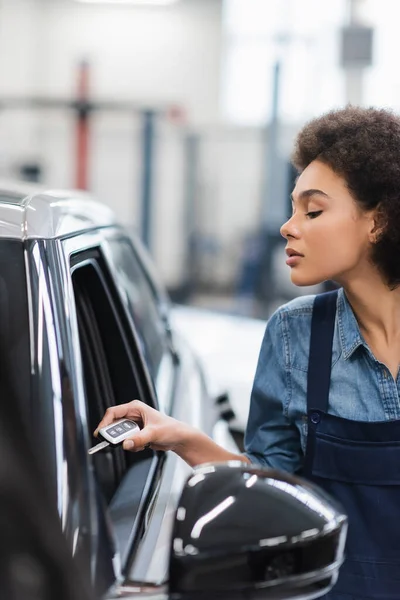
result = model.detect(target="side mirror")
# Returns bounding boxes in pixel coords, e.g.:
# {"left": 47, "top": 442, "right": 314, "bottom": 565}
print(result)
{"left": 169, "top": 462, "right": 347, "bottom": 600}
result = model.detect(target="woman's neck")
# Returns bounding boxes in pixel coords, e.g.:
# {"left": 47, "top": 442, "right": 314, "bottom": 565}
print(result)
{"left": 342, "top": 275, "right": 400, "bottom": 344}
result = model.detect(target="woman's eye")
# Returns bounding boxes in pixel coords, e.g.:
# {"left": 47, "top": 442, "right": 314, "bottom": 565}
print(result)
{"left": 305, "top": 210, "right": 322, "bottom": 219}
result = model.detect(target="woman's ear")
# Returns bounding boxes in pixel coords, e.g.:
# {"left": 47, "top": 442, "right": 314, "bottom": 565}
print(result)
{"left": 368, "top": 208, "right": 385, "bottom": 244}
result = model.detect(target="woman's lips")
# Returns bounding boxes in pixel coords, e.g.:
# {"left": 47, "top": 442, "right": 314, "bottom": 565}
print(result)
{"left": 286, "top": 255, "right": 303, "bottom": 267}
{"left": 285, "top": 249, "right": 304, "bottom": 267}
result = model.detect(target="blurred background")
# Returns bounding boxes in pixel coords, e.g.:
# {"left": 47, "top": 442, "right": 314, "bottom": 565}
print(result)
{"left": 0, "top": 0, "right": 395, "bottom": 318}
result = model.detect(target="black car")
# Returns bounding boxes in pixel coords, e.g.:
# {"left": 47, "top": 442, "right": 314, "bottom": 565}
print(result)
{"left": 0, "top": 182, "right": 347, "bottom": 599}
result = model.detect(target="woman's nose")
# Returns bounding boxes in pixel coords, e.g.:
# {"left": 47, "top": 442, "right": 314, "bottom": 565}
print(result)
{"left": 280, "top": 215, "right": 299, "bottom": 239}
{"left": 280, "top": 217, "right": 293, "bottom": 239}
{"left": 280, "top": 219, "right": 288, "bottom": 239}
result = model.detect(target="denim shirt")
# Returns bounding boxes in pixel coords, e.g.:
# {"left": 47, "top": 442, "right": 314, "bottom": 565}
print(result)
{"left": 244, "top": 287, "right": 399, "bottom": 474}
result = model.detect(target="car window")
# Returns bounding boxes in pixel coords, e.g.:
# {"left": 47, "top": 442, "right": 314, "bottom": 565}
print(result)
{"left": 105, "top": 238, "right": 176, "bottom": 412}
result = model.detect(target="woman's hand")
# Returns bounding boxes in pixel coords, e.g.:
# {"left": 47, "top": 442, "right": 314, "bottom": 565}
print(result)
{"left": 94, "top": 400, "right": 191, "bottom": 453}
{"left": 94, "top": 399, "right": 248, "bottom": 467}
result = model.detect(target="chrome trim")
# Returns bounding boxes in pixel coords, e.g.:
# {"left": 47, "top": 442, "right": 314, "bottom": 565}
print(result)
{"left": 24, "top": 246, "right": 36, "bottom": 375}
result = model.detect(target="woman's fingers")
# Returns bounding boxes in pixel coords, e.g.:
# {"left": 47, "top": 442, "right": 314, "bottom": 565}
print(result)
{"left": 93, "top": 400, "right": 181, "bottom": 453}
{"left": 122, "top": 428, "right": 153, "bottom": 451}
{"left": 93, "top": 400, "right": 145, "bottom": 436}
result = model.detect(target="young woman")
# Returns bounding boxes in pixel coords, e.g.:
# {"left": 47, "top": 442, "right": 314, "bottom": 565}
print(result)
{"left": 96, "top": 106, "right": 400, "bottom": 599}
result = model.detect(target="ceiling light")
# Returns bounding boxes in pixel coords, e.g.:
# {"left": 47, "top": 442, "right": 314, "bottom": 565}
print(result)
{"left": 74, "top": 0, "right": 181, "bottom": 5}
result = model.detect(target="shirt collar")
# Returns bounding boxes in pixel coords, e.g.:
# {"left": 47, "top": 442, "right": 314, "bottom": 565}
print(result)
{"left": 337, "top": 287, "right": 366, "bottom": 360}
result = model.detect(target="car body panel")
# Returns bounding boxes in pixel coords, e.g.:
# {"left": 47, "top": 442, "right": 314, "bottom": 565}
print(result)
{"left": 0, "top": 184, "right": 115, "bottom": 241}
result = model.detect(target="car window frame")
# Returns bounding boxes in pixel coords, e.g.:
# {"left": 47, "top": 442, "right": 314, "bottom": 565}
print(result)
{"left": 71, "top": 254, "right": 132, "bottom": 502}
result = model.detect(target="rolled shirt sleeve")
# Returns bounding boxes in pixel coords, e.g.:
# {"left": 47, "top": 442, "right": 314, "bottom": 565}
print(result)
{"left": 244, "top": 309, "right": 303, "bottom": 474}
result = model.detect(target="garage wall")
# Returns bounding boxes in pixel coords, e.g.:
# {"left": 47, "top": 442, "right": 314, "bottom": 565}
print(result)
{"left": 0, "top": 0, "right": 222, "bottom": 119}
{"left": 0, "top": 0, "right": 223, "bottom": 287}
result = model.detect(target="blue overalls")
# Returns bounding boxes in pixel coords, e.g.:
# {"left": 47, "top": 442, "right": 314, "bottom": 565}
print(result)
{"left": 303, "top": 291, "right": 400, "bottom": 599}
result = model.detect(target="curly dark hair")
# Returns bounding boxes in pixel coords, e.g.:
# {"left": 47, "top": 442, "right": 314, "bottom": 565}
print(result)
{"left": 292, "top": 105, "right": 400, "bottom": 289}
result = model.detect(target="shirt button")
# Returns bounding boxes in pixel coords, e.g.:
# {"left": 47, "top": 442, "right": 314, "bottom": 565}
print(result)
{"left": 310, "top": 412, "right": 320, "bottom": 424}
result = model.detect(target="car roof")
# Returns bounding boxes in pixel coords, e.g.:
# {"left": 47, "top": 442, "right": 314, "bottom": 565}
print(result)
{"left": 0, "top": 179, "right": 116, "bottom": 240}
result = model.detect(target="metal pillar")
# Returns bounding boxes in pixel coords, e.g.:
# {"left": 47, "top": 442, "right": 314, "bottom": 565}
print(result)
{"left": 183, "top": 132, "right": 200, "bottom": 297}
{"left": 140, "top": 109, "right": 156, "bottom": 251}
{"left": 263, "top": 60, "right": 283, "bottom": 229}
{"left": 256, "top": 59, "right": 287, "bottom": 305}
{"left": 75, "top": 61, "right": 91, "bottom": 190}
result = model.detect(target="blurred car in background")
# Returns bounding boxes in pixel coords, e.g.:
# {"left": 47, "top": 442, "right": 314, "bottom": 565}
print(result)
{"left": 171, "top": 305, "right": 266, "bottom": 444}
{"left": 0, "top": 181, "right": 346, "bottom": 600}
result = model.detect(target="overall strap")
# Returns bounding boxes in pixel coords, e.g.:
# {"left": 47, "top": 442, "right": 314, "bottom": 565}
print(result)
{"left": 303, "top": 290, "right": 338, "bottom": 477}
{"left": 307, "top": 290, "right": 338, "bottom": 413}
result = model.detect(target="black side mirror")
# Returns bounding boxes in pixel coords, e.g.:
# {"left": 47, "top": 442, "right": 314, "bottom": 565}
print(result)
{"left": 169, "top": 462, "right": 347, "bottom": 600}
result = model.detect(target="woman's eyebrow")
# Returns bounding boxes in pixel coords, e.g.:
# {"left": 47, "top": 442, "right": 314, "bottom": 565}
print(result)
{"left": 290, "top": 189, "right": 330, "bottom": 203}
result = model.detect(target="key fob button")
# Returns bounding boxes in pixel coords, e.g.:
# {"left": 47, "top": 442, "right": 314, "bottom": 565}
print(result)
{"left": 107, "top": 428, "right": 119, "bottom": 437}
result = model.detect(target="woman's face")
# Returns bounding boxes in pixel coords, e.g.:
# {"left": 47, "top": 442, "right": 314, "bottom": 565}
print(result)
{"left": 280, "top": 160, "right": 375, "bottom": 287}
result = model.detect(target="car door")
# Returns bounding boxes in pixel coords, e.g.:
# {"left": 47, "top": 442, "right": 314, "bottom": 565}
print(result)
{"left": 56, "top": 227, "right": 214, "bottom": 596}
{"left": 99, "top": 232, "right": 219, "bottom": 588}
